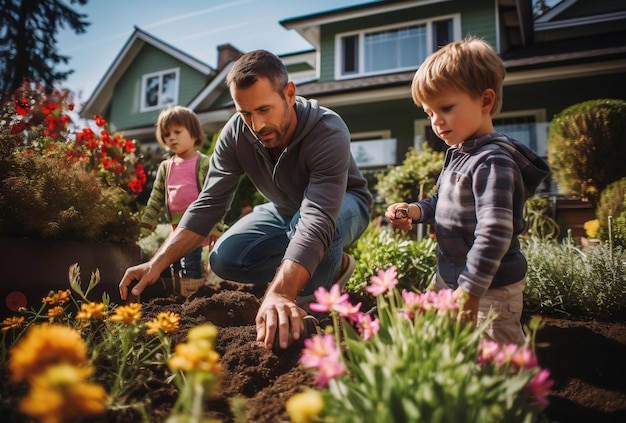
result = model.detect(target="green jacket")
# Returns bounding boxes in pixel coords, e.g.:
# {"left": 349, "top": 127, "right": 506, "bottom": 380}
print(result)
{"left": 141, "top": 153, "right": 211, "bottom": 229}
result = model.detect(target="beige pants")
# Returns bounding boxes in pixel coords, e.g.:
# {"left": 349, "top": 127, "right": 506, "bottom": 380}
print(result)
{"left": 434, "top": 273, "right": 526, "bottom": 345}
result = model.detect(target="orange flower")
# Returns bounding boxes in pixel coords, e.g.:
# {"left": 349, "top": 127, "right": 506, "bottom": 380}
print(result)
{"left": 47, "top": 306, "right": 65, "bottom": 318}
{"left": 145, "top": 311, "right": 180, "bottom": 335}
{"left": 42, "top": 290, "right": 72, "bottom": 307}
{"left": 75, "top": 302, "right": 107, "bottom": 321}
{"left": 9, "top": 324, "right": 87, "bottom": 383}
{"left": 1, "top": 316, "right": 25, "bottom": 332}
{"left": 108, "top": 303, "right": 142, "bottom": 324}
{"left": 18, "top": 363, "right": 107, "bottom": 423}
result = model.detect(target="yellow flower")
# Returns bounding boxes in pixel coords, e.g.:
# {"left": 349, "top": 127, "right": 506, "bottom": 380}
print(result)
{"left": 108, "top": 303, "right": 142, "bottom": 324}
{"left": 1, "top": 316, "right": 25, "bottom": 332}
{"left": 42, "top": 290, "right": 72, "bottom": 307}
{"left": 18, "top": 363, "right": 107, "bottom": 423}
{"left": 75, "top": 302, "right": 107, "bottom": 321}
{"left": 9, "top": 323, "right": 87, "bottom": 383}
{"left": 168, "top": 342, "right": 221, "bottom": 374}
{"left": 145, "top": 311, "right": 180, "bottom": 335}
{"left": 584, "top": 219, "right": 600, "bottom": 238}
{"left": 286, "top": 389, "right": 324, "bottom": 423}
{"left": 47, "top": 306, "right": 65, "bottom": 318}
{"left": 187, "top": 323, "right": 217, "bottom": 349}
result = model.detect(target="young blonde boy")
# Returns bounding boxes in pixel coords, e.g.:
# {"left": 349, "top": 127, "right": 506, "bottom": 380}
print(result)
{"left": 386, "top": 37, "right": 550, "bottom": 344}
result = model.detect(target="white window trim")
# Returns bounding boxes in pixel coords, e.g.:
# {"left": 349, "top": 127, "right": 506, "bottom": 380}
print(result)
{"left": 140, "top": 67, "right": 180, "bottom": 113}
{"left": 351, "top": 130, "right": 392, "bottom": 141}
{"left": 334, "top": 14, "right": 461, "bottom": 80}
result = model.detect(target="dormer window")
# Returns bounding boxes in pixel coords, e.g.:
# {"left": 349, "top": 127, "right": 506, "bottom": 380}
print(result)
{"left": 336, "top": 15, "right": 460, "bottom": 79}
{"left": 141, "top": 68, "right": 179, "bottom": 112}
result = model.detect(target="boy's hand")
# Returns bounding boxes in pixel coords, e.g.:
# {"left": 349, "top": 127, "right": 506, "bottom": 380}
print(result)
{"left": 385, "top": 203, "right": 413, "bottom": 231}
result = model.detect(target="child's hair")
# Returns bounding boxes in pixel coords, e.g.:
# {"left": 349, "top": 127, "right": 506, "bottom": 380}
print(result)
{"left": 155, "top": 105, "right": 206, "bottom": 149}
{"left": 412, "top": 37, "right": 506, "bottom": 116}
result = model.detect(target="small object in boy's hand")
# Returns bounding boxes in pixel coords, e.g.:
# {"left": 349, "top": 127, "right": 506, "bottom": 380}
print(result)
{"left": 394, "top": 208, "right": 409, "bottom": 219}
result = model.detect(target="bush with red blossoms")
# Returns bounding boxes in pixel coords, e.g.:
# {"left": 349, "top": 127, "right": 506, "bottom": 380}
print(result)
{"left": 0, "top": 84, "right": 146, "bottom": 243}
{"left": 294, "top": 266, "right": 554, "bottom": 423}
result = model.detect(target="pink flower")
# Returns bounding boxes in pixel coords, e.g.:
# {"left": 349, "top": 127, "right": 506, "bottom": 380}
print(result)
{"left": 528, "top": 369, "right": 554, "bottom": 407}
{"left": 432, "top": 289, "right": 460, "bottom": 314}
{"left": 495, "top": 344, "right": 520, "bottom": 368}
{"left": 299, "top": 334, "right": 339, "bottom": 368}
{"left": 309, "top": 285, "right": 350, "bottom": 314}
{"left": 299, "top": 334, "right": 345, "bottom": 387}
{"left": 355, "top": 313, "right": 380, "bottom": 340}
{"left": 478, "top": 340, "right": 501, "bottom": 365}
{"left": 315, "top": 357, "right": 346, "bottom": 387}
{"left": 512, "top": 346, "right": 538, "bottom": 370}
{"left": 366, "top": 266, "right": 398, "bottom": 296}
{"left": 335, "top": 301, "right": 363, "bottom": 323}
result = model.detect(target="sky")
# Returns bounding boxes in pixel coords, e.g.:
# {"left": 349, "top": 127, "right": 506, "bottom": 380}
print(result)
{"left": 56, "top": 0, "right": 378, "bottom": 107}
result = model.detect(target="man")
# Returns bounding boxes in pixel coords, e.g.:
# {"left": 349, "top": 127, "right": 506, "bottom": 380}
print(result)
{"left": 119, "top": 50, "right": 372, "bottom": 349}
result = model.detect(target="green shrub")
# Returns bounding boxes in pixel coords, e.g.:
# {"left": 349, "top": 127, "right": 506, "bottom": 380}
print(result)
{"left": 347, "top": 223, "right": 436, "bottom": 293}
{"left": 595, "top": 177, "right": 626, "bottom": 247}
{"left": 547, "top": 98, "right": 626, "bottom": 204}
{"left": 522, "top": 236, "right": 626, "bottom": 320}
{"left": 374, "top": 143, "right": 444, "bottom": 211}
{"left": 0, "top": 149, "right": 139, "bottom": 243}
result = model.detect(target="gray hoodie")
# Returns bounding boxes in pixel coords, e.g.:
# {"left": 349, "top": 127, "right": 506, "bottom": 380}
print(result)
{"left": 416, "top": 133, "right": 550, "bottom": 297}
{"left": 180, "top": 96, "right": 372, "bottom": 275}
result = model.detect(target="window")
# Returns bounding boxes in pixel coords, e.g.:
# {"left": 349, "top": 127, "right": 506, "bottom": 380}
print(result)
{"left": 141, "top": 68, "right": 179, "bottom": 112}
{"left": 336, "top": 15, "right": 459, "bottom": 78}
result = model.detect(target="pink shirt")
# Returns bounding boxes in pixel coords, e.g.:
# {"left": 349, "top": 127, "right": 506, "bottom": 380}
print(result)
{"left": 167, "top": 154, "right": 200, "bottom": 215}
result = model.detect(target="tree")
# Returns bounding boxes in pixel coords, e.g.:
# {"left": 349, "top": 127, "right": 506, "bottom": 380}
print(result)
{"left": 0, "top": 0, "right": 90, "bottom": 105}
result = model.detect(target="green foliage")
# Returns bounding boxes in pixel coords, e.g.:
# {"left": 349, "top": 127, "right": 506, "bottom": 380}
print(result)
{"left": 313, "top": 288, "right": 549, "bottom": 423}
{"left": 0, "top": 149, "right": 139, "bottom": 243}
{"left": 547, "top": 98, "right": 626, "bottom": 204}
{"left": 374, "top": 143, "right": 444, "bottom": 211}
{"left": 347, "top": 223, "right": 436, "bottom": 293}
{"left": 522, "top": 236, "right": 626, "bottom": 320}
{"left": 595, "top": 177, "right": 626, "bottom": 246}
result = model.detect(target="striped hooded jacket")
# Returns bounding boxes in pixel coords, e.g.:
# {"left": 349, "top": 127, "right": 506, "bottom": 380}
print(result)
{"left": 415, "top": 133, "right": 550, "bottom": 298}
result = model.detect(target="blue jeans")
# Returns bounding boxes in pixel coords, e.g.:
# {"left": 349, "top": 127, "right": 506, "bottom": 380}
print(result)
{"left": 171, "top": 246, "right": 203, "bottom": 279}
{"left": 209, "top": 192, "right": 369, "bottom": 295}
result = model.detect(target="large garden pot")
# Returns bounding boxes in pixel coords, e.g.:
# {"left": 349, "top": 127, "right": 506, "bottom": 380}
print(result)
{"left": 551, "top": 195, "right": 596, "bottom": 241}
{"left": 0, "top": 238, "right": 142, "bottom": 317}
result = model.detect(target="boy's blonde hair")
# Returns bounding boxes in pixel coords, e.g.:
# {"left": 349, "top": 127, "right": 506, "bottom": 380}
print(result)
{"left": 412, "top": 37, "right": 506, "bottom": 116}
{"left": 155, "top": 105, "right": 206, "bottom": 149}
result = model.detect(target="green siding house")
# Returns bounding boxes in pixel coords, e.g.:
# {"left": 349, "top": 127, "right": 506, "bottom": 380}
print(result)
{"left": 81, "top": 0, "right": 626, "bottom": 178}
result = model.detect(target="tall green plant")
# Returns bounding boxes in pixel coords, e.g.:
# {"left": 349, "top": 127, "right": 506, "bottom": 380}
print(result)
{"left": 547, "top": 99, "right": 626, "bottom": 205}
{"left": 595, "top": 177, "right": 626, "bottom": 247}
{"left": 347, "top": 223, "right": 436, "bottom": 294}
{"left": 374, "top": 143, "right": 444, "bottom": 207}
{"left": 522, "top": 236, "right": 626, "bottom": 320}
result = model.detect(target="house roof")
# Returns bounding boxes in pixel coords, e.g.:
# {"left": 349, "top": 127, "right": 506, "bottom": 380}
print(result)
{"left": 80, "top": 27, "right": 215, "bottom": 119}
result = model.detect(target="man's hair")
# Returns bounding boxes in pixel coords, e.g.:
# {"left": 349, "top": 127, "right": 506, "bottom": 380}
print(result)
{"left": 155, "top": 105, "right": 205, "bottom": 149}
{"left": 412, "top": 37, "right": 506, "bottom": 116}
{"left": 226, "top": 49, "right": 289, "bottom": 97}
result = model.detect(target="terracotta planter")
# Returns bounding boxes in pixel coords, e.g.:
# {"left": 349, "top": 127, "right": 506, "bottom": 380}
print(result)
{"left": 0, "top": 238, "right": 142, "bottom": 317}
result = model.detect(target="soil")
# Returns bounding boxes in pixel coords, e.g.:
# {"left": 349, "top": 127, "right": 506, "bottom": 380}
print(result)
{"left": 5, "top": 280, "right": 626, "bottom": 422}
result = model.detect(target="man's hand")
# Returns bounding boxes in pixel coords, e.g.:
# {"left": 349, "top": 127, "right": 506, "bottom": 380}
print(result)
{"left": 119, "top": 262, "right": 161, "bottom": 301}
{"left": 255, "top": 259, "right": 310, "bottom": 349}
{"left": 256, "top": 291, "right": 306, "bottom": 350}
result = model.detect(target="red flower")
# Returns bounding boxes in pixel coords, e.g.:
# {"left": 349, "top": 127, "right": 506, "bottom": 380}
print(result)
{"left": 94, "top": 115, "right": 106, "bottom": 127}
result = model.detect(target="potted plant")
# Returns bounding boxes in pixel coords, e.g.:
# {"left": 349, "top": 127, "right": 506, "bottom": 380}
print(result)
{"left": 0, "top": 84, "right": 147, "bottom": 313}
